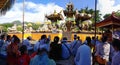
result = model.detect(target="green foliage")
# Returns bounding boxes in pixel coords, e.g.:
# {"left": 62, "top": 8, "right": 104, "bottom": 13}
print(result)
{"left": 0, "top": 23, "right": 13, "bottom": 32}
{"left": 103, "top": 14, "right": 111, "bottom": 19}
{"left": 17, "top": 26, "right": 22, "bottom": 31}
{"left": 103, "top": 10, "right": 120, "bottom": 19}
{"left": 32, "top": 23, "right": 40, "bottom": 30}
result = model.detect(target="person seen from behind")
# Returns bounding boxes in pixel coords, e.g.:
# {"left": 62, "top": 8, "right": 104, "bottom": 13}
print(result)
{"left": 7, "top": 35, "right": 20, "bottom": 65}
{"left": 18, "top": 45, "right": 30, "bottom": 65}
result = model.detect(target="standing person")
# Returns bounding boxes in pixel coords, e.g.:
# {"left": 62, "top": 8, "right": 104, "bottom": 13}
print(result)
{"left": 95, "top": 36, "right": 111, "bottom": 65}
{"left": 0, "top": 35, "right": 5, "bottom": 50}
{"left": 75, "top": 41, "right": 91, "bottom": 65}
{"left": 71, "top": 34, "right": 81, "bottom": 57}
{"left": 34, "top": 35, "right": 50, "bottom": 52}
{"left": 30, "top": 45, "right": 56, "bottom": 65}
{"left": 0, "top": 35, "right": 11, "bottom": 59}
{"left": 7, "top": 35, "right": 21, "bottom": 65}
{"left": 59, "top": 37, "right": 74, "bottom": 65}
{"left": 23, "top": 36, "right": 33, "bottom": 53}
{"left": 0, "top": 35, "right": 6, "bottom": 58}
{"left": 18, "top": 45, "right": 30, "bottom": 65}
{"left": 111, "top": 39, "right": 120, "bottom": 65}
{"left": 49, "top": 36, "right": 62, "bottom": 61}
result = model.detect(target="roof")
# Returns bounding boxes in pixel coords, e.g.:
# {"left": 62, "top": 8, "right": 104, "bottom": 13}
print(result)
{"left": 0, "top": 0, "right": 15, "bottom": 15}
{"left": 96, "top": 12, "right": 120, "bottom": 28}
{"left": 46, "top": 11, "right": 64, "bottom": 22}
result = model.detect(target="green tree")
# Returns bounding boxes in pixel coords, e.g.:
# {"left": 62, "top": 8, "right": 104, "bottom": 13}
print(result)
{"left": 0, "top": 23, "right": 13, "bottom": 32}
{"left": 103, "top": 14, "right": 111, "bottom": 19}
{"left": 17, "top": 25, "right": 22, "bottom": 31}
{"left": 32, "top": 23, "right": 40, "bottom": 30}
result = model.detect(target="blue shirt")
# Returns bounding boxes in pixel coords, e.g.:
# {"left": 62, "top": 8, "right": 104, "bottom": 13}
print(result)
{"left": 71, "top": 40, "right": 81, "bottom": 56}
{"left": 61, "top": 42, "right": 71, "bottom": 59}
{"left": 112, "top": 51, "right": 120, "bottom": 65}
{"left": 75, "top": 44, "right": 91, "bottom": 65}
{"left": 30, "top": 53, "right": 56, "bottom": 65}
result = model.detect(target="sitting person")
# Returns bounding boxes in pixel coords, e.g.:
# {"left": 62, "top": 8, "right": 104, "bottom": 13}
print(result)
{"left": 18, "top": 45, "right": 30, "bottom": 65}
{"left": 30, "top": 45, "right": 56, "bottom": 65}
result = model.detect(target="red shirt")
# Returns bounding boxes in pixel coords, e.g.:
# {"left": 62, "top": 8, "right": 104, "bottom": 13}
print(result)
{"left": 18, "top": 53, "right": 30, "bottom": 65}
{"left": 7, "top": 43, "right": 20, "bottom": 65}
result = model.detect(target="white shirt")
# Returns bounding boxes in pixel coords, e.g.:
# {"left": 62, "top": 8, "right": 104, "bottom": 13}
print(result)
{"left": 95, "top": 42, "right": 110, "bottom": 61}
{"left": 23, "top": 39, "right": 33, "bottom": 50}
{"left": 75, "top": 44, "right": 91, "bottom": 65}
{"left": 34, "top": 39, "right": 50, "bottom": 52}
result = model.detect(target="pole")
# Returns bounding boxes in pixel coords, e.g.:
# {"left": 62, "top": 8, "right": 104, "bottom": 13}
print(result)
{"left": 95, "top": 0, "right": 97, "bottom": 39}
{"left": 22, "top": 0, "right": 25, "bottom": 42}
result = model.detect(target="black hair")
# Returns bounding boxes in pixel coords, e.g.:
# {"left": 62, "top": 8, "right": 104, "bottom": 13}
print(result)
{"left": 20, "top": 45, "right": 27, "bottom": 55}
{"left": 41, "top": 35, "right": 47, "bottom": 40}
{"left": 6, "top": 35, "right": 11, "bottom": 41}
{"left": 86, "top": 36, "right": 91, "bottom": 44}
{"left": 54, "top": 36, "right": 59, "bottom": 43}
{"left": 112, "top": 39, "right": 120, "bottom": 50}
{"left": 12, "top": 35, "right": 20, "bottom": 43}
{"left": 1, "top": 35, "right": 5, "bottom": 39}
{"left": 101, "top": 36, "right": 108, "bottom": 43}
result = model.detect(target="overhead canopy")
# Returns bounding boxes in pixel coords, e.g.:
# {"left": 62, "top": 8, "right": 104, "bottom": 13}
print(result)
{"left": 96, "top": 12, "right": 120, "bottom": 28}
{"left": 0, "top": 0, "right": 15, "bottom": 15}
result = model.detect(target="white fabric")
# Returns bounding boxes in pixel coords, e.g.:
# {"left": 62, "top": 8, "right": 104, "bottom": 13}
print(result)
{"left": 95, "top": 42, "right": 110, "bottom": 61}
{"left": 23, "top": 39, "right": 33, "bottom": 50}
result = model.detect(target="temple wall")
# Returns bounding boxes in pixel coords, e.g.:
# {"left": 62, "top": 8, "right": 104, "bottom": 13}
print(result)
{"left": 8, "top": 33, "right": 101, "bottom": 43}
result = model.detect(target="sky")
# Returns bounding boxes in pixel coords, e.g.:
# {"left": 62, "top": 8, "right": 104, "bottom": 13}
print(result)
{"left": 0, "top": 0, "right": 120, "bottom": 23}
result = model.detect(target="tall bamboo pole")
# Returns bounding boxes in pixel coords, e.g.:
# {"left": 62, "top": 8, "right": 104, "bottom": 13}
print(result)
{"left": 95, "top": 0, "right": 97, "bottom": 39}
{"left": 22, "top": 0, "right": 25, "bottom": 42}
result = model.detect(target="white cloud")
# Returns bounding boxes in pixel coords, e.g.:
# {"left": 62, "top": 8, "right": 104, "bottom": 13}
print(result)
{"left": 98, "top": 0, "right": 120, "bottom": 16}
{"left": 0, "top": 1, "right": 64, "bottom": 23}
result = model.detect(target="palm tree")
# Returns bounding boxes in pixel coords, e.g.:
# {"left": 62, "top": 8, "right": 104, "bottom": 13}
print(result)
{"left": 0, "top": 0, "right": 15, "bottom": 15}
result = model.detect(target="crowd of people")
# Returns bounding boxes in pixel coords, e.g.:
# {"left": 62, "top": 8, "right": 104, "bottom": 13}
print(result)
{"left": 0, "top": 33, "right": 120, "bottom": 65}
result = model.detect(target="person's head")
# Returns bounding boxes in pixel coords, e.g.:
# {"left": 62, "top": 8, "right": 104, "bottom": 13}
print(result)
{"left": 74, "top": 34, "right": 77, "bottom": 40}
{"left": 12, "top": 35, "right": 20, "bottom": 44}
{"left": 77, "top": 36, "right": 80, "bottom": 40}
{"left": 6, "top": 35, "right": 11, "bottom": 41}
{"left": 20, "top": 45, "right": 27, "bottom": 55}
{"left": 61, "top": 37, "right": 67, "bottom": 43}
{"left": 41, "top": 35, "right": 47, "bottom": 40}
{"left": 0, "top": 34, "right": 5, "bottom": 40}
{"left": 86, "top": 36, "right": 91, "bottom": 44}
{"left": 27, "top": 36, "right": 32, "bottom": 40}
{"left": 54, "top": 36, "right": 59, "bottom": 43}
{"left": 101, "top": 36, "right": 108, "bottom": 43}
{"left": 92, "top": 36, "right": 95, "bottom": 40}
{"left": 112, "top": 39, "right": 120, "bottom": 51}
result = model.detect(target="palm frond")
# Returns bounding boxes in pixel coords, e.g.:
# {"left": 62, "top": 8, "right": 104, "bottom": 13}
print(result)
{"left": 0, "top": 0, "right": 15, "bottom": 15}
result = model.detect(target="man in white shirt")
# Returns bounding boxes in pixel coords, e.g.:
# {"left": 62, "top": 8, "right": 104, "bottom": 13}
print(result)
{"left": 23, "top": 36, "right": 33, "bottom": 51}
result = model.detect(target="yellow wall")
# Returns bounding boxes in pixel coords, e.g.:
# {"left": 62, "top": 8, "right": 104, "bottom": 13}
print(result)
{"left": 9, "top": 33, "right": 101, "bottom": 42}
